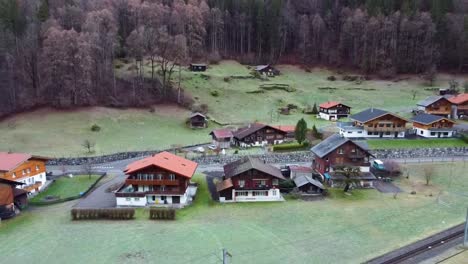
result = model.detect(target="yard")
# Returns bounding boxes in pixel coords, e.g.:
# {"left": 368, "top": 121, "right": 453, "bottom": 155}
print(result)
{"left": 1, "top": 162, "right": 468, "bottom": 264}
{"left": 30, "top": 175, "right": 101, "bottom": 203}
{"left": 367, "top": 138, "right": 467, "bottom": 149}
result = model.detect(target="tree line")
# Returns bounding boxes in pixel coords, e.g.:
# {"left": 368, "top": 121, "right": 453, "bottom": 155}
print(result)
{"left": 0, "top": 0, "right": 467, "bottom": 117}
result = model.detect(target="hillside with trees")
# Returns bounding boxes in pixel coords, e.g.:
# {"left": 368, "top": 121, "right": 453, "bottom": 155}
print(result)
{"left": 1, "top": 0, "right": 467, "bottom": 117}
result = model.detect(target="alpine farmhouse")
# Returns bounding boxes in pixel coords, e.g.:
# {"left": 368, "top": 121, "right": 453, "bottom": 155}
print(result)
{"left": 115, "top": 152, "right": 198, "bottom": 207}
{"left": 0, "top": 152, "right": 48, "bottom": 194}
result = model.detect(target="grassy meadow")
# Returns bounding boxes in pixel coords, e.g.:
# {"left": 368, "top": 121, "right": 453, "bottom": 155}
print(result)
{"left": 30, "top": 175, "right": 101, "bottom": 203}
{"left": 1, "top": 162, "right": 468, "bottom": 264}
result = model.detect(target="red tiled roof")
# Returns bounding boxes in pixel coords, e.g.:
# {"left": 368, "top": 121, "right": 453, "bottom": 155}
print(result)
{"left": 124, "top": 151, "right": 198, "bottom": 178}
{"left": 319, "top": 101, "right": 341, "bottom": 109}
{"left": 210, "top": 128, "right": 233, "bottom": 139}
{"left": 0, "top": 152, "right": 32, "bottom": 172}
{"left": 449, "top": 94, "right": 468, "bottom": 105}
{"left": 272, "top": 125, "right": 296, "bottom": 133}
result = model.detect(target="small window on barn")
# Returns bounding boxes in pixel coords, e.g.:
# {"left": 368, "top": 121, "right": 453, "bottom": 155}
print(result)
{"left": 430, "top": 132, "right": 436, "bottom": 136}
{"left": 420, "top": 130, "right": 423, "bottom": 135}
{"left": 239, "top": 180, "right": 245, "bottom": 187}
{"left": 126, "top": 198, "right": 131, "bottom": 201}
{"left": 337, "top": 148, "right": 344, "bottom": 154}
{"left": 272, "top": 179, "right": 279, "bottom": 186}
{"left": 358, "top": 131, "right": 363, "bottom": 134}
{"left": 135, "top": 198, "right": 140, "bottom": 201}
{"left": 27, "top": 168, "right": 31, "bottom": 174}
{"left": 22, "top": 170, "right": 26, "bottom": 175}
{"left": 169, "top": 174, "right": 175, "bottom": 180}
{"left": 12, "top": 172, "right": 16, "bottom": 178}
{"left": 36, "top": 165, "right": 40, "bottom": 171}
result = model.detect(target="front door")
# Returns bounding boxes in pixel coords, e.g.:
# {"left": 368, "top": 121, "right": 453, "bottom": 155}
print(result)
{"left": 380, "top": 132, "right": 383, "bottom": 138}
{"left": 172, "top": 196, "right": 180, "bottom": 204}
{"left": 394, "top": 132, "right": 398, "bottom": 138}
{"left": 438, "top": 132, "right": 441, "bottom": 138}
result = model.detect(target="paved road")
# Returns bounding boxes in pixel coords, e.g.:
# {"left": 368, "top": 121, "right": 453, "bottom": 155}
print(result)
{"left": 74, "top": 173, "right": 126, "bottom": 208}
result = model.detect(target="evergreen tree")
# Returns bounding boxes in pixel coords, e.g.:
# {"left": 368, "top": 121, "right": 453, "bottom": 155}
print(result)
{"left": 311, "top": 102, "right": 318, "bottom": 114}
{"left": 295, "top": 118, "right": 307, "bottom": 144}
{"left": 37, "top": 0, "right": 49, "bottom": 22}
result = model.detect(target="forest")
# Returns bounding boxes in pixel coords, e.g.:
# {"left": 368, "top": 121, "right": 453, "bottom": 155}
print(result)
{"left": 0, "top": 0, "right": 467, "bottom": 117}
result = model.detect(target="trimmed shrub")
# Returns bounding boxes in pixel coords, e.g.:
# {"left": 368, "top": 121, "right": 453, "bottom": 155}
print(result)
{"left": 149, "top": 208, "right": 176, "bottom": 220}
{"left": 91, "top": 124, "right": 101, "bottom": 132}
{"left": 71, "top": 208, "right": 135, "bottom": 220}
{"left": 210, "top": 90, "right": 219, "bottom": 97}
{"left": 273, "top": 142, "right": 310, "bottom": 152}
{"left": 327, "top": 75, "right": 336, "bottom": 81}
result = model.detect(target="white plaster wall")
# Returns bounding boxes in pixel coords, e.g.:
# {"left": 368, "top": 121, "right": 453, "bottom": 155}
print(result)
{"left": 229, "top": 189, "right": 283, "bottom": 202}
{"left": 116, "top": 196, "right": 147, "bottom": 207}
{"left": 415, "top": 128, "right": 454, "bottom": 138}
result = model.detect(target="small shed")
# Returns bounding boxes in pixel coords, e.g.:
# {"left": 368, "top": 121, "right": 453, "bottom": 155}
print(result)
{"left": 255, "top": 65, "right": 279, "bottom": 76}
{"left": 293, "top": 175, "right": 324, "bottom": 195}
{"left": 189, "top": 112, "right": 207, "bottom": 128}
{"left": 190, "top": 63, "right": 207, "bottom": 72}
{"left": 0, "top": 178, "right": 27, "bottom": 219}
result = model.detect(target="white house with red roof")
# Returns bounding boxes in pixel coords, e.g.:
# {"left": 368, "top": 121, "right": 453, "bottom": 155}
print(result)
{"left": 115, "top": 151, "right": 198, "bottom": 207}
{"left": 318, "top": 101, "right": 351, "bottom": 120}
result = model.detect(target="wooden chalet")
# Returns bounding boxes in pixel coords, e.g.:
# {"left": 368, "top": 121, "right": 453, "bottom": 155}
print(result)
{"left": 417, "top": 96, "right": 453, "bottom": 118}
{"left": 209, "top": 128, "right": 233, "bottom": 149}
{"left": 311, "top": 134, "right": 376, "bottom": 188}
{"left": 232, "top": 123, "right": 287, "bottom": 147}
{"left": 255, "top": 65, "right": 279, "bottom": 76}
{"left": 449, "top": 93, "right": 468, "bottom": 119}
{"left": 0, "top": 178, "right": 28, "bottom": 219}
{"left": 0, "top": 152, "right": 48, "bottom": 194}
{"left": 293, "top": 175, "right": 324, "bottom": 195}
{"left": 272, "top": 125, "right": 296, "bottom": 139}
{"left": 190, "top": 63, "right": 207, "bottom": 72}
{"left": 115, "top": 152, "right": 198, "bottom": 207}
{"left": 411, "top": 114, "right": 456, "bottom": 138}
{"left": 216, "top": 157, "right": 285, "bottom": 202}
{"left": 318, "top": 101, "right": 351, "bottom": 121}
{"left": 189, "top": 112, "right": 207, "bottom": 128}
{"left": 338, "top": 108, "right": 408, "bottom": 138}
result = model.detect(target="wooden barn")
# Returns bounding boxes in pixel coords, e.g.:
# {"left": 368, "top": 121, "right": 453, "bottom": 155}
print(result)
{"left": 255, "top": 65, "right": 279, "bottom": 76}
{"left": 190, "top": 63, "right": 207, "bottom": 72}
{"left": 0, "top": 178, "right": 28, "bottom": 219}
{"left": 189, "top": 112, "right": 207, "bottom": 128}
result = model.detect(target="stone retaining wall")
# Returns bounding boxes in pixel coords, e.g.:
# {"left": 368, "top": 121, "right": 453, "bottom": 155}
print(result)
{"left": 47, "top": 147, "right": 467, "bottom": 166}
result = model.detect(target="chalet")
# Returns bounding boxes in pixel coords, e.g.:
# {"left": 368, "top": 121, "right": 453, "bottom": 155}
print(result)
{"left": 338, "top": 108, "right": 408, "bottom": 138}
{"left": 293, "top": 175, "right": 324, "bottom": 195}
{"left": 232, "top": 123, "right": 287, "bottom": 147}
{"left": 209, "top": 128, "right": 233, "bottom": 149}
{"left": 189, "top": 112, "right": 207, "bottom": 128}
{"left": 417, "top": 96, "right": 453, "bottom": 118}
{"left": 318, "top": 101, "right": 351, "bottom": 120}
{"left": 189, "top": 63, "right": 207, "bottom": 72}
{"left": 272, "top": 125, "right": 296, "bottom": 139}
{"left": 449, "top": 93, "right": 468, "bottom": 119}
{"left": 311, "top": 134, "right": 376, "bottom": 188}
{"left": 255, "top": 65, "right": 279, "bottom": 76}
{"left": 0, "top": 178, "right": 28, "bottom": 219}
{"left": 0, "top": 152, "right": 48, "bottom": 194}
{"left": 115, "top": 152, "right": 198, "bottom": 207}
{"left": 411, "top": 114, "right": 456, "bottom": 138}
{"left": 216, "top": 157, "right": 285, "bottom": 202}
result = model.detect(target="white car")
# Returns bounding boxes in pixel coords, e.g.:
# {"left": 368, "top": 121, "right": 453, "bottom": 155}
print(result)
{"left": 208, "top": 145, "right": 217, "bottom": 150}
{"left": 195, "top": 146, "right": 205, "bottom": 153}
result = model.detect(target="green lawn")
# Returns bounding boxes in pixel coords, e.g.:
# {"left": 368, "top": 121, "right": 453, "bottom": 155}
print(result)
{"left": 2, "top": 163, "right": 468, "bottom": 264}
{"left": 30, "top": 175, "right": 101, "bottom": 203}
{"left": 367, "top": 138, "right": 467, "bottom": 149}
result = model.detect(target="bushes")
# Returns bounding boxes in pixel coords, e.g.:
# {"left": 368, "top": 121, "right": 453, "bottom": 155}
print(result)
{"left": 91, "top": 124, "right": 101, "bottom": 132}
{"left": 273, "top": 142, "right": 309, "bottom": 152}
{"left": 210, "top": 90, "right": 219, "bottom": 97}
{"left": 149, "top": 208, "right": 176, "bottom": 220}
{"left": 71, "top": 208, "right": 135, "bottom": 220}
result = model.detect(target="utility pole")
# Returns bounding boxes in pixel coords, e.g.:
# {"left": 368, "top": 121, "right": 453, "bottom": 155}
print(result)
{"left": 222, "top": 248, "right": 232, "bottom": 264}
{"left": 464, "top": 208, "right": 468, "bottom": 247}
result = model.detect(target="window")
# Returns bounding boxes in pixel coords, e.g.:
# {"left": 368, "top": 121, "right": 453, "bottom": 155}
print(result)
{"left": 260, "top": 180, "right": 266, "bottom": 186}
{"left": 420, "top": 130, "right": 423, "bottom": 135}
{"left": 430, "top": 132, "right": 436, "bottom": 136}
{"left": 126, "top": 198, "right": 131, "bottom": 201}
{"left": 443, "top": 132, "right": 449, "bottom": 136}
{"left": 22, "top": 170, "right": 26, "bottom": 175}
{"left": 272, "top": 179, "right": 279, "bottom": 186}
{"left": 12, "top": 172, "right": 16, "bottom": 178}
{"left": 135, "top": 198, "right": 140, "bottom": 201}
{"left": 351, "top": 148, "right": 356, "bottom": 153}
{"left": 156, "top": 174, "right": 163, "bottom": 180}
{"left": 160, "top": 186, "right": 166, "bottom": 191}
{"left": 347, "top": 131, "right": 352, "bottom": 134}
{"left": 26, "top": 168, "right": 31, "bottom": 174}
{"left": 337, "top": 148, "right": 344, "bottom": 154}
{"left": 358, "top": 131, "right": 363, "bottom": 134}
{"left": 397, "top": 124, "right": 402, "bottom": 127}
{"left": 272, "top": 190, "right": 277, "bottom": 196}
{"left": 35, "top": 165, "right": 40, "bottom": 171}
{"left": 386, "top": 124, "right": 391, "bottom": 127}
{"left": 149, "top": 185, "right": 153, "bottom": 191}
{"left": 236, "top": 191, "right": 248, "bottom": 197}
{"left": 253, "top": 191, "right": 268, "bottom": 196}
{"left": 385, "top": 132, "right": 391, "bottom": 135}
{"left": 379, "top": 124, "right": 384, "bottom": 127}
{"left": 238, "top": 180, "right": 245, "bottom": 188}
{"left": 169, "top": 174, "right": 175, "bottom": 180}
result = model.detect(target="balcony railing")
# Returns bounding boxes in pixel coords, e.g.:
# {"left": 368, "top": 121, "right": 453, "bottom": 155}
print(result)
{"left": 366, "top": 126, "right": 405, "bottom": 132}
{"left": 115, "top": 189, "right": 185, "bottom": 197}
{"left": 23, "top": 182, "right": 42, "bottom": 191}
{"left": 125, "top": 179, "right": 179, "bottom": 186}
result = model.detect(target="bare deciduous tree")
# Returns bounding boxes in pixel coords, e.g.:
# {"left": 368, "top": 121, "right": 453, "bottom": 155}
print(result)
{"left": 82, "top": 139, "right": 95, "bottom": 154}
{"left": 423, "top": 165, "right": 435, "bottom": 186}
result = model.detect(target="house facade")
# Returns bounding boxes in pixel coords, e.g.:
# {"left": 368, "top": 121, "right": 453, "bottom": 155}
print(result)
{"left": 411, "top": 114, "right": 456, "bottom": 138}
{"left": 338, "top": 108, "right": 408, "bottom": 138}
{"left": 209, "top": 128, "right": 233, "bottom": 149}
{"left": 189, "top": 112, "right": 207, "bottom": 128}
{"left": 233, "top": 123, "right": 287, "bottom": 147}
{"left": 0, "top": 152, "right": 48, "bottom": 194}
{"left": 115, "top": 152, "right": 198, "bottom": 207}
{"left": 417, "top": 96, "right": 453, "bottom": 118}
{"left": 293, "top": 175, "right": 324, "bottom": 195}
{"left": 217, "top": 157, "right": 285, "bottom": 202}
{"left": 0, "top": 178, "right": 28, "bottom": 219}
{"left": 311, "top": 134, "right": 375, "bottom": 188}
{"left": 318, "top": 101, "right": 351, "bottom": 120}
{"left": 449, "top": 93, "right": 468, "bottom": 119}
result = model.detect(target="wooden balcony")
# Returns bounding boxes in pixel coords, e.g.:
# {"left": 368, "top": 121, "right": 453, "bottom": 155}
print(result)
{"left": 366, "top": 126, "right": 405, "bottom": 132}
{"left": 115, "top": 189, "right": 185, "bottom": 197}
{"left": 125, "top": 179, "right": 179, "bottom": 186}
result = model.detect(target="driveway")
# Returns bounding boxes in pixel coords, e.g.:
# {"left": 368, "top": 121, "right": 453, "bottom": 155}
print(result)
{"left": 203, "top": 171, "right": 224, "bottom": 202}
{"left": 74, "top": 173, "right": 126, "bottom": 208}
{"left": 374, "top": 180, "right": 402, "bottom": 193}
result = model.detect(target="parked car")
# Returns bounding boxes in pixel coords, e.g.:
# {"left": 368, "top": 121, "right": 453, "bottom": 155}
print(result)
{"left": 208, "top": 144, "right": 217, "bottom": 150}
{"left": 195, "top": 146, "right": 205, "bottom": 153}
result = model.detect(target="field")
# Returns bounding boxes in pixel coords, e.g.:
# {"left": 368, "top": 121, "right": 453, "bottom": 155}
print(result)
{"left": 367, "top": 138, "right": 467, "bottom": 149}
{"left": 30, "top": 175, "right": 101, "bottom": 203}
{"left": 0, "top": 60, "right": 466, "bottom": 156}
{"left": 1, "top": 162, "right": 468, "bottom": 264}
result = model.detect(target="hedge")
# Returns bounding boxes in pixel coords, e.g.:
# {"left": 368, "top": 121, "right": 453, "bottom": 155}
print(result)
{"left": 273, "top": 142, "right": 310, "bottom": 152}
{"left": 149, "top": 208, "right": 176, "bottom": 220}
{"left": 71, "top": 208, "right": 135, "bottom": 220}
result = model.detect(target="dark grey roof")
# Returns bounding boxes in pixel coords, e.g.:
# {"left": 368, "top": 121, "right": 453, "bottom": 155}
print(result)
{"left": 232, "top": 123, "right": 285, "bottom": 140}
{"left": 223, "top": 156, "right": 285, "bottom": 180}
{"left": 294, "top": 175, "right": 324, "bottom": 189}
{"left": 350, "top": 108, "right": 389, "bottom": 123}
{"left": 417, "top": 96, "right": 446, "bottom": 107}
{"left": 411, "top": 113, "right": 445, "bottom": 125}
{"left": 310, "top": 134, "right": 370, "bottom": 158}
{"left": 190, "top": 112, "right": 206, "bottom": 119}
{"left": 255, "top": 65, "right": 270, "bottom": 71}
{"left": 190, "top": 63, "right": 207, "bottom": 67}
